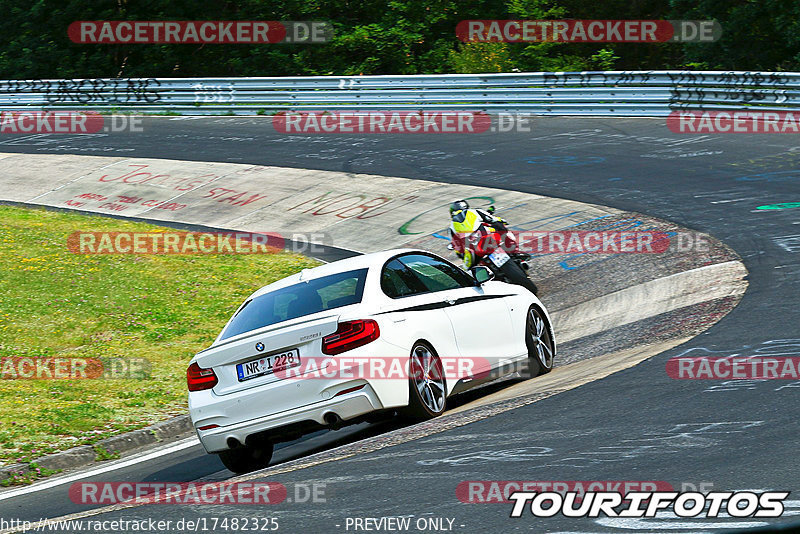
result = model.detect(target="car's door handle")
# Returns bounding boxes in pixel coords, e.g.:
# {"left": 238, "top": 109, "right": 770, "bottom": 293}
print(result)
{"left": 447, "top": 300, "right": 456, "bottom": 306}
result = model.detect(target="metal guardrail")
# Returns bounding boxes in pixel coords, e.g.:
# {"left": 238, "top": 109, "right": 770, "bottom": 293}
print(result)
{"left": 1, "top": 71, "right": 799, "bottom": 116}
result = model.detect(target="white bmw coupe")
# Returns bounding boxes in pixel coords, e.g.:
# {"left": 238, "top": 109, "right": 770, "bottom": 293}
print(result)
{"left": 187, "top": 249, "right": 556, "bottom": 473}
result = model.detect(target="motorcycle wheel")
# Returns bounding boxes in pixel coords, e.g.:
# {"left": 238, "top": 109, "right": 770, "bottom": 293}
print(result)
{"left": 499, "top": 259, "right": 539, "bottom": 295}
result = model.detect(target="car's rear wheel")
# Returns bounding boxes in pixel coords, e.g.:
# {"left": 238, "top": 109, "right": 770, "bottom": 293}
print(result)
{"left": 400, "top": 342, "right": 447, "bottom": 421}
{"left": 525, "top": 306, "right": 555, "bottom": 377}
{"left": 218, "top": 443, "right": 274, "bottom": 474}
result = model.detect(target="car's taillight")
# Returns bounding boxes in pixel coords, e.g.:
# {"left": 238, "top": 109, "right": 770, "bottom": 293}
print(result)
{"left": 187, "top": 362, "right": 218, "bottom": 391}
{"left": 476, "top": 233, "right": 499, "bottom": 256}
{"left": 322, "top": 320, "right": 380, "bottom": 355}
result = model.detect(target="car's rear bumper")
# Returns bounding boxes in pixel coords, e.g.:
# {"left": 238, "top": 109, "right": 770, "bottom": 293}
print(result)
{"left": 193, "top": 383, "right": 383, "bottom": 453}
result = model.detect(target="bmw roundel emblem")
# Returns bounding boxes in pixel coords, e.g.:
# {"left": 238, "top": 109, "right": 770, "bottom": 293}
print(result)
{"left": 255, "top": 342, "right": 265, "bottom": 352}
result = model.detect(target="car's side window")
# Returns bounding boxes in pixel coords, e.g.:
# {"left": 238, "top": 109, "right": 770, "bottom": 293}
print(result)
{"left": 398, "top": 254, "right": 475, "bottom": 293}
{"left": 317, "top": 276, "right": 361, "bottom": 308}
{"left": 381, "top": 259, "right": 427, "bottom": 298}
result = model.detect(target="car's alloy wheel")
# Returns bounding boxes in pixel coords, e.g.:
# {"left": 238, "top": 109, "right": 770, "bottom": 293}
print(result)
{"left": 526, "top": 306, "right": 554, "bottom": 377}
{"left": 218, "top": 443, "right": 274, "bottom": 474}
{"left": 400, "top": 342, "right": 446, "bottom": 420}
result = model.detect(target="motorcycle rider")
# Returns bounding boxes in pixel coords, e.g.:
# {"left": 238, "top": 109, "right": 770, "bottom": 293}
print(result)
{"left": 447, "top": 199, "right": 508, "bottom": 268}
{"left": 448, "top": 199, "right": 538, "bottom": 295}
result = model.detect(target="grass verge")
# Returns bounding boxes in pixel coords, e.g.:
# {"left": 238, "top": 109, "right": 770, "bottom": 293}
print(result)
{"left": 0, "top": 205, "right": 319, "bottom": 465}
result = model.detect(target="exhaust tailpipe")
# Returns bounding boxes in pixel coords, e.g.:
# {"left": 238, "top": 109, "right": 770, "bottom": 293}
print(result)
{"left": 323, "top": 412, "right": 342, "bottom": 429}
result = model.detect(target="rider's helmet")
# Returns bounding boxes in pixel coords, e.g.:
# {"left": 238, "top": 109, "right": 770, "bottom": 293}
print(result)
{"left": 449, "top": 199, "right": 469, "bottom": 223}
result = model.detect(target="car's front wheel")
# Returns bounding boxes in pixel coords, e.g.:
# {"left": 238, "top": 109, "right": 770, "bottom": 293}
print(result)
{"left": 218, "top": 443, "right": 274, "bottom": 474}
{"left": 525, "top": 305, "right": 555, "bottom": 377}
{"left": 399, "top": 342, "right": 447, "bottom": 421}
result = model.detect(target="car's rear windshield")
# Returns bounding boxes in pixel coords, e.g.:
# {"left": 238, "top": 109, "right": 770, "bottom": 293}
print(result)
{"left": 219, "top": 268, "right": 368, "bottom": 341}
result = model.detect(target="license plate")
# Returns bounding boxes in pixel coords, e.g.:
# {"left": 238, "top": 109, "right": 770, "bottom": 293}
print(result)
{"left": 488, "top": 249, "right": 510, "bottom": 267}
{"left": 237, "top": 349, "right": 301, "bottom": 381}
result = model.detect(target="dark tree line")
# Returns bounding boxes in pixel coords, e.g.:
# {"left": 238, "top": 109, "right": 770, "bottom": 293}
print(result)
{"left": 1, "top": 0, "right": 798, "bottom": 79}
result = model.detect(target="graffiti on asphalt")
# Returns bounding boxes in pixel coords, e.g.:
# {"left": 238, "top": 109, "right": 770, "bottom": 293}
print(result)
{"left": 288, "top": 191, "right": 419, "bottom": 220}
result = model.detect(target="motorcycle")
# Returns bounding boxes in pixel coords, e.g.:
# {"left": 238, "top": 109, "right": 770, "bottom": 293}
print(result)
{"left": 452, "top": 207, "right": 539, "bottom": 295}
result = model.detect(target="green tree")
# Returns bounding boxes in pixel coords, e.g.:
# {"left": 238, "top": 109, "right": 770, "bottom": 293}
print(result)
{"left": 669, "top": 0, "right": 800, "bottom": 70}
{"left": 0, "top": 0, "right": 799, "bottom": 78}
